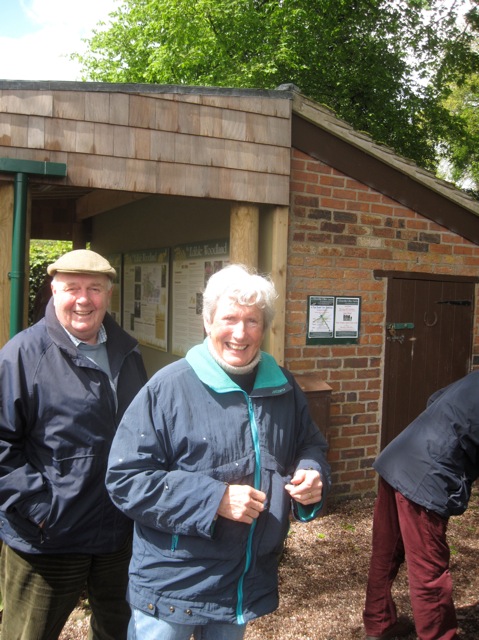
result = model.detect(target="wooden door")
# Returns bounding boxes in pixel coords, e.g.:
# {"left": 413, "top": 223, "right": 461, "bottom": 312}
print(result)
{"left": 381, "top": 273, "right": 475, "bottom": 449}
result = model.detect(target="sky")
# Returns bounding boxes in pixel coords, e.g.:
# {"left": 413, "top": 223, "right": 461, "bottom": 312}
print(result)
{"left": 0, "top": 0, "right": 119, "bottom": 81}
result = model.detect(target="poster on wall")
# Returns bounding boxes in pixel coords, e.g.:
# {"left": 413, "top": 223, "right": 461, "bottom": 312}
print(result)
{"left": 122, "top": 248, "right": 169, "bottom": 351}
{"left": 105, "top": 253, "right": 122, "bottom": 324}
{"left": 307, "top": 295, "right": 361, "bottom": 344}
{"left": 334, "top": 296, "right": 361, "bottom": 340}
{"left": 307, "top": 295, "right": 335, "bottom": 340}
{"left": 172, "top": 240, "right": 229, "bottom": 357}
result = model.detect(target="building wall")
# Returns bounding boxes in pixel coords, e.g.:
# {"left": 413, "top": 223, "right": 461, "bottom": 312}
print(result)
{"left": 286, "top": 149, "right": 479, "bottom": 498}
{"left": 0, "top": 84, "right": 292, "bottom": 205}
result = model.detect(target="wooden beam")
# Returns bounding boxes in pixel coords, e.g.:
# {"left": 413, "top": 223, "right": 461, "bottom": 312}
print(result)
{"left": 229, "top": 203, "right": 259, "bottom": 267}
{"left": 30, "top": 199, "right": 77, "bottom": 240}
{"left": 72, "top": 221, "right": 90, "bottom": 249}
{"left": 268, "top": 206, "right": 288, "bottom": 366}
{"left": 0, "top": 183, "right": 14, "bottom": 347}
{"left": 76, "top": 190, "right": 149, "bottom": 220}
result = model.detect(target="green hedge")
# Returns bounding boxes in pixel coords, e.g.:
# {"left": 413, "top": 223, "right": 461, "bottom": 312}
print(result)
{"left": 29, "top": 240, "right": 72, "bottom": 325}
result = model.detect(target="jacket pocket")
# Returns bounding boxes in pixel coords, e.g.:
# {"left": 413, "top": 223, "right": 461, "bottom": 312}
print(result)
{"left": 1, "top": 510, "right": 44, "bottom": 546}
{"left": 50, "top": 445, "right": 101, "bottom": 476}
{"left": 137, "top": 518, "right": 251, "bottom": 563}
{"left": 44, "top": 446, "right": 107, "bottom": 537}
{"left": 208, "top": 453, "right": 256, "bottom": 485}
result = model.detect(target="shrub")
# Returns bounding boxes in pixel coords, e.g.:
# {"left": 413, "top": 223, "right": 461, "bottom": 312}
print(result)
{"left": 29, "top": 240, "right": 72, "bottom": 325}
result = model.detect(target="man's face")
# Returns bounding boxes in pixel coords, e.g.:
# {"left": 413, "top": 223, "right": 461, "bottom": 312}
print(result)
{"left": 51, "top": 273, "right": 112, "bottom": 344}
{"left": 204, "top": 296, "right": 265, "bottom": 368}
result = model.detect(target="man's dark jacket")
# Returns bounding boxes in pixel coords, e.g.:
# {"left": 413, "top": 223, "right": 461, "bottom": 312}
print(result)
{"left": 374, "top": 369, "right": 479, "bottom": 518}
{"left": 0, "top": 298, "right": 147, "bottom": 554}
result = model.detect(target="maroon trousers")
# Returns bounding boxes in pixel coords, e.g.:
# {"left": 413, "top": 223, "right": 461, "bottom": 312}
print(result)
{"left": 363, "top": 478, "right": 458, "bottom": 640}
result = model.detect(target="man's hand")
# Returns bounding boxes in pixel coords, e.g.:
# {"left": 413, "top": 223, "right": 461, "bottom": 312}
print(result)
{"left": 217, "top": 485, "right": 266, "bottom": 524}
{"left": 285, "top": 469, "right": 323, "bottom": 505}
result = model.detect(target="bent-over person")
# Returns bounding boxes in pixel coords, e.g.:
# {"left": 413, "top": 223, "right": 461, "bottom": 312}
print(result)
{"left": 363, "top": 370, "right": 479, "bottom": 640}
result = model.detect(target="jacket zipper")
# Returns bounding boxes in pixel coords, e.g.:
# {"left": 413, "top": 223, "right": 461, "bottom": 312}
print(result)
{"left": 236, "top": 395, "right": 262, "bottom": 624}
{"left": 171, "top": 534, "right": 179, "bottom": 551}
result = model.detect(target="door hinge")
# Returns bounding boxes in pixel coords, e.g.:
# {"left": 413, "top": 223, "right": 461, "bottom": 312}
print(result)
{"left": 436, "top": 300, "right": 472, "bottom": 306}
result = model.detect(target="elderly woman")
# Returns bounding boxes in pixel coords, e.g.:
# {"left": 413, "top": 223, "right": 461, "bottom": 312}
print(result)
{"left": 106, "top": 264, "right": 331, "bottom": 640}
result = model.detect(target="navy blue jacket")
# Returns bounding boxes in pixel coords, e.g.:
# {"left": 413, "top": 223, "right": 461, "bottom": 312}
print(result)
{"left": 106, "top": 341, "right": 331, "bottom": 625}
{"left": 374, "top": 369, "right": 479, "bottom": 518}
{"left": 0, "top": 298, "right": 147, "bottom": 554}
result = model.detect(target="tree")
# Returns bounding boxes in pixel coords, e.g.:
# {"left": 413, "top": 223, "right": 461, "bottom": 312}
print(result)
{"left": 74, "top": 0, "right": 479, "bottom": 173}
{"left": 441, "top": 71, "right": 479, "bottom": 193}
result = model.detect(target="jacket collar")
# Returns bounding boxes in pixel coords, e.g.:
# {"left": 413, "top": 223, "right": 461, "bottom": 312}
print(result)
{"left": 185, "top": 339, "right": 291, "bottom": 397}
{"left": 44, "top": 298, "right": 139, "bottom": 378}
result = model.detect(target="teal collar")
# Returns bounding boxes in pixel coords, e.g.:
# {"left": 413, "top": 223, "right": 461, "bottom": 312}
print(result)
{"left": 185, "top": 339, "right": 290, "bottom": 396}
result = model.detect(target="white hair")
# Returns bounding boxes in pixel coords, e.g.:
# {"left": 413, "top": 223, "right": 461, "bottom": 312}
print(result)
{"left": 202, "top": 264, "right": 278, "bottom": 330}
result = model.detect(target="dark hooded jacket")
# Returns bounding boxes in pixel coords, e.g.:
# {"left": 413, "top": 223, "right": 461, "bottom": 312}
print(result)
{"left": 374, "top": 369, "right": 479, "bottom": 518}
{"left": 0, "top": 298, "right": 147, "bottom": 554}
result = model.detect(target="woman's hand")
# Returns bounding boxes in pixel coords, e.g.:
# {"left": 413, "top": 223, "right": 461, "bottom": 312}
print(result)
{"left": 217, "top": 484, "right": 267, "bottom": 524}
{"left": 285, "top": 469, "right": 323, "bottom": 505}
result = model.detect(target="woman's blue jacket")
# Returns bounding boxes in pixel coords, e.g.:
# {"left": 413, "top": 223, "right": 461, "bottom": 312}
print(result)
{"left": 106, "top": 340, "right": 331, "bottom": 625}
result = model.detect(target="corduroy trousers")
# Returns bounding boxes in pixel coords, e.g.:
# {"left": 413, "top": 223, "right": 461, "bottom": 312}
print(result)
{"left": 0, "top": 537, "right": 131, "bottom": 640}
{"left": 363, "top": 478, "right": 458, "bottom": 640}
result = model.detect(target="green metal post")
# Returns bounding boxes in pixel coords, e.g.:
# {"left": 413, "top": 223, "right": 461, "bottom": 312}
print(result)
{"left": 9, "top": 172, "right": 29, "bottom": 337}
{"left": 0, "top": 158, "right": 66, "bottom": 339}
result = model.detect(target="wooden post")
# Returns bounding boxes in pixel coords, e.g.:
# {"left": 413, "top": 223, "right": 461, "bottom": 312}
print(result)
{"left": 229, "top": 203, "right": 259, "bottom": 268}
{"left": 230, "top": 203, "right": 289, "bottom": 366}
{"left": 0, "top": 183, "right": 14, "bottom": 347}
{"left": 72, "top": 221, "right": 89, "bottom": 249}
{"left": 268, "top": 206, "right": 288, "bottom": 366}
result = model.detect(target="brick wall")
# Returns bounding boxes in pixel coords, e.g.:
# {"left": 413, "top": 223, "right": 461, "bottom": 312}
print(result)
{"left": 286, "top": 149, "right": 479, "bottom": 499}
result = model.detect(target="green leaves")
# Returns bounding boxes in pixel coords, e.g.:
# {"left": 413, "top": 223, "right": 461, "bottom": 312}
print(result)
{"left": 73, "top": 0, "right": 479, "bottom": 178}
{"left": 29, "top": 240, "right": 72, "bottom": 325}
{"left": 442, "top": 72, "right": 479, "bottom": 190}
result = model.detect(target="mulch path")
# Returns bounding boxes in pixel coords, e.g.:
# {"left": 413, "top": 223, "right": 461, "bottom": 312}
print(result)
{"left": 59, "top": 491, "right": 479, "bottom": 640}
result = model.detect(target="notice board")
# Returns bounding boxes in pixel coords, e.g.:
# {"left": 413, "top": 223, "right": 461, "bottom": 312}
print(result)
{"left": 307, "top": 295, "right": 361, "bottom": 344}
{"left": 172, "top": 240, "right": 229, "bottom": 357}
{"left": 122, "top": 248, "right": 169, "bottom": 351}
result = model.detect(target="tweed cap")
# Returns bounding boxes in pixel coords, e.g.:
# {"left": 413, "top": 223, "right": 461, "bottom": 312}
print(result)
{"left": 47, "top": 250, "right": 117, "bottom": 280}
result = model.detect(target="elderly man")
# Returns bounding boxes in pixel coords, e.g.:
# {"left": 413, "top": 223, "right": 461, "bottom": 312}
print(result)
{"left": 106, "top": 263, "right": 331, "bottom": 640}
{"left": 0, "top": 249, "right": 147, "bottom": 640}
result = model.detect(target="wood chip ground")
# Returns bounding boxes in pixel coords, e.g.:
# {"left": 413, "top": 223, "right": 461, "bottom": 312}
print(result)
{"left": 59, "top": 491, "right": 479, "bottom": 640}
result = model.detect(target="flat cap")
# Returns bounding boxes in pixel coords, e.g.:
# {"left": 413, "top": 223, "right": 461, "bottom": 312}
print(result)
{"left": 47, "top": 250, "right": 117, "bottom": 280}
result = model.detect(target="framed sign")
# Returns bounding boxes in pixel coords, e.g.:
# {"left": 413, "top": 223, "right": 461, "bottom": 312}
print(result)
{"left": 307, "top": 295, "right": 361, "bottom": 344}
{"left": 122, "top": 248, "right": 169, "bottom": 351}
{"left": 171, "top": 240, "right": 229, "bottom": 357}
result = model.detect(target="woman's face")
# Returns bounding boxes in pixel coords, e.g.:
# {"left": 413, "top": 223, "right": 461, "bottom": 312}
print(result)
{"left": 205, "top": 296, "right": 265, "bottom": 367}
